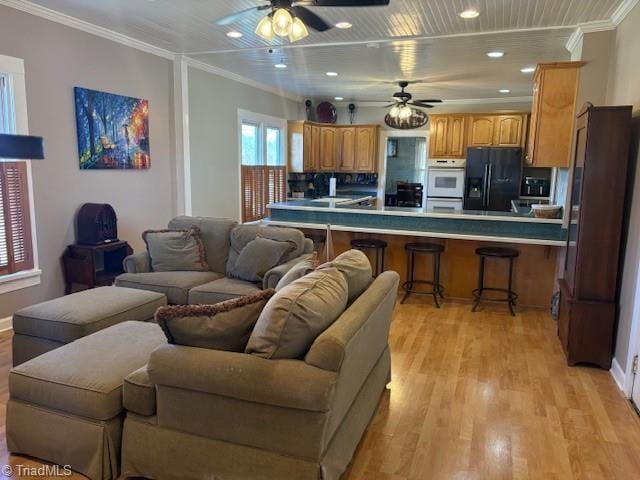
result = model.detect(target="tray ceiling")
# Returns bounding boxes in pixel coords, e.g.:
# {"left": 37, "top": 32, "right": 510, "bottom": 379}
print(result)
{"left": 22, "top": 0, "right": 626, "bottom": 101}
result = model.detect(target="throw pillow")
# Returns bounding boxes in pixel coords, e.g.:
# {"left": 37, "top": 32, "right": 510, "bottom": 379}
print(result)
{"left": 143, "top": 227, "right": 208, "bottom": 272}
{"left": 275, "top": 252, "right": 320, "bottom": 291}
{"left": 317, "top": 249, "right": 373, "bottom": 304}
{"left": 246, "top": 267, "right": 348, "bottom": 359}
{"left": 229, "top": 236, "right": 295, "bottom": 283}
{"left": 156, "top": 289, "right": 276, "bottom": 352}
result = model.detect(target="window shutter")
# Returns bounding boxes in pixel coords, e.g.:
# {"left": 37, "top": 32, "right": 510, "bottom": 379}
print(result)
{"left": 242, "top": 165, "right": 286, "bottom": 223}
{"left": 0, "top": 162, "right": 33, "bottom": 275}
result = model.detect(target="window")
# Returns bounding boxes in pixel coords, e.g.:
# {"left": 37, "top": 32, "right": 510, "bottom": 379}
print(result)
{"left": 0, "top": 56, "right": 38, "bottom": 287}
{"left": 239, "top": 111, "right": 286, "bottom": 222}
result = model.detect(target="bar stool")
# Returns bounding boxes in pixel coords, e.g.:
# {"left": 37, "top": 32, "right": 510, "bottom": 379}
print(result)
{"left": 401, "top": 242, "right": 445, "bottom": 307}
{"left": 350, "top": 238, "right": 387, "bottom": 277}
{"left": 472, "top": 246, "right": 519, "bottom": 316}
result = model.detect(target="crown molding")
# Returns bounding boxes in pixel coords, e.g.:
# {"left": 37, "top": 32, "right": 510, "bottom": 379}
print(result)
{"left": 0, "top": 0, "right": 174, "bottom": 59}
{"left": 183, "top": 57, "right": 302, "bottom": 103}
{"left": 611, "top": 0, "right": 640, "bottom": 26}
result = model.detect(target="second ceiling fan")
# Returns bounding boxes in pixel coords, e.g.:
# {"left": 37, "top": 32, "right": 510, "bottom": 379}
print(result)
{"left": 216, "top": 0, "right": 390, "bottom": 43}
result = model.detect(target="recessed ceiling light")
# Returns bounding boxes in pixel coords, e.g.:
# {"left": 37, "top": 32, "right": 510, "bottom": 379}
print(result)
{"left": 275, "top": 63, "right": 287, "bottom": 69}
{"left": 487, "top": 51, "right": 504, "bottom": 58}
{"left": 459, "top": 9, "right": 480, "bottom": 19}
{"left": 326, "top": 71, "right": 339, "bottom": 77}
{"left": 521, "top": 66, "right": 535, "bottom": 73}
{"left": 334, "top": 96, "right": 344, "bottom": 101}
{"left": 499, "top": 89, "right": 511, "bottom": 93}
{"left": 226, "top": 31, "right": 243, "bottom": 39}
{"left": 335, "top": 22, "right": 352, "bottom": 29}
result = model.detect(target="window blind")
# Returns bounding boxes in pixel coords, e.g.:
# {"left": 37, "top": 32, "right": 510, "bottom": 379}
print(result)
{"left": 242, "top": 165, "right": 286, "bottom": 223}
{"left": 0, "top": 161, "right": 33, "bottom": 275}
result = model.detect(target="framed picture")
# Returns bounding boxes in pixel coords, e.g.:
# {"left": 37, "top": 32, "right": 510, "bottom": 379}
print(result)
{"left": 74, "top": 87, "right": 150, "bottom": 169}
{"left": 387, "top": 138, "right": 398, "bottom": 157}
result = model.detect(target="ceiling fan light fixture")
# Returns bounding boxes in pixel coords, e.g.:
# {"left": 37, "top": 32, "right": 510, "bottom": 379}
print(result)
{"left": 398, "top": 105, "right": 413, "bottom": 120}
{"left": 255, "top": 16, "right": 275, "bottom": 41}
{"left": 289, "top": 17, "right": 309, "bottom": 42}
{"left": 389, "top": 105, "right": 400, "bottom": 118}
{"left": 273, "top": 8, "right": 293, "bottom": 37}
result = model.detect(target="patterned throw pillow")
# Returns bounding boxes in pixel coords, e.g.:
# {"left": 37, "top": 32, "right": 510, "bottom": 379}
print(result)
{"left": 143, "top": 226, "right": 208, "bottom": 272}
{"left": 156, "top": 289, "right": 276, "bottom": 352}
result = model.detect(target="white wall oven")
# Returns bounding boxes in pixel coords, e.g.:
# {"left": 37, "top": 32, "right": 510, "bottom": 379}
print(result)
{"left": 426, "top": 158, "right": 465, "bottom": 210}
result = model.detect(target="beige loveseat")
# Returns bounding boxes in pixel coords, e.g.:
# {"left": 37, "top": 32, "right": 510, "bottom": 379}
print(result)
{"left": 121, "top": 270, "right": 400, "bottom": 480}
{"left": 115, "top": 216, "right": 313, "bottom": 304}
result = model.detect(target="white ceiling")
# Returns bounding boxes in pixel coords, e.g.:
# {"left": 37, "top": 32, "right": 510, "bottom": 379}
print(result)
{"left": 22, "top": 0, "right": 627, "bottom": 102}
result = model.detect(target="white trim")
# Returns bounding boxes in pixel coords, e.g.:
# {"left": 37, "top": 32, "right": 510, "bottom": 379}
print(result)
{"left": 565, "top": 20, "right": 616, "bottom": 53}
{"left": 0, "top": 268, "right": 41, "bottom": 295}
{"left": 184, "top": 57, "right": 302, "bottom": 103}
{"left": 621, "top": 262, "right": 640, "bottom": 398}
{"left": 263, "top": 220, "right": 566, "bottom": 247}
{"left": 611, "top": 0, "right": 640, "bottom": 26}
{"left": 0, "top": 54, "right": 40, "bottom": 289}
{"left": 0, "top": 316, "right": 12, "bottom": 333}
{"left": 0, "top": 0, "right": 174, "bottom": 59}
{"left": 610, "top": 357, "right": 627, "bottom": 393}
{"left": 173, "top": 55, "right": 191, "bottom": 216}
{"left": 377, "top": 129, "right": 429, "bottom": 205}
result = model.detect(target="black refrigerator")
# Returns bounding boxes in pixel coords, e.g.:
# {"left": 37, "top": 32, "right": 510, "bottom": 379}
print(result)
{"left": 463, "top": 147, "right": 522, "bottom": 211}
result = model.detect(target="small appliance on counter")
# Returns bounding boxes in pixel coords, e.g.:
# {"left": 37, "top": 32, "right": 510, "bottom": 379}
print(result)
{"left": 464, "top": 147, "right": 522, "bottom": 212}
{"left": 426, "top": 158, "right": 465, "bottom": 211}
{"left": 395, "top": 182, "right": 423, "bottom": 208}
{"left": 520, "top": 167, "right": 554, "bottom": 199}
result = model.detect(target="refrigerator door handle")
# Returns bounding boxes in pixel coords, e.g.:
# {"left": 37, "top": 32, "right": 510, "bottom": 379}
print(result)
{"left": 482, "top": 164, "right": 490, "bottom": 208}
{"left": 486, "top": 163, "right": 493, "bottom": 208}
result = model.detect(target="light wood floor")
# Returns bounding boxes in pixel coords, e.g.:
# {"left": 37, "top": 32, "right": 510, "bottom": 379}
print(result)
{"left": 1, "top": 300, "right": 640, "bottom": 479}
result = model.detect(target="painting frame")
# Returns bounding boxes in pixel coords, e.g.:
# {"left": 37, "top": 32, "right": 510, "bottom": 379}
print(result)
{"left": 74, "top": 87, "right": 151, "bottom": 170}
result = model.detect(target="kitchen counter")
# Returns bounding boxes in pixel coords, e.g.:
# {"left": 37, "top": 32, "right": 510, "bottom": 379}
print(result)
{"left": 266, "top": 199, "right": 566, "bottom": 246}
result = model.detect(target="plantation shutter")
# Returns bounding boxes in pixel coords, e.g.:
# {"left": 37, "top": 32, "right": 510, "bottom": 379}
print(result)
{"left": 0, "top": 161, "right": 33, "bottom": 275}
{"left": 242, "top": 165, "right": 286, "bottom": 223}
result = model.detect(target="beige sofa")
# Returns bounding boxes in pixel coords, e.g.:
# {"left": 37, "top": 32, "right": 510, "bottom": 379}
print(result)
{"left": 121, "top": 270, "right": 400, "bottom": 480}
{"left": 115, "top": 216, "right": 313, "bottom": 304}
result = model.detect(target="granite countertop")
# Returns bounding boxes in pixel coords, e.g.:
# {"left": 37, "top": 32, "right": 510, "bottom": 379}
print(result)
{"left": 269, "top": 198, "right": 563, "bottom": 225}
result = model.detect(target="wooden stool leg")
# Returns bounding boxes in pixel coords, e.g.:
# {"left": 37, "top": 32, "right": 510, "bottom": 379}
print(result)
{"left": 472, "top": 256, "right": 485, "bottom": 312}
{"left": 508, "top": 257, "right": 516, "bottom": 316}
{"left": 432, "top": 252, "right": 440, "bottom": 309}
{"left": 401, "top": 250, "right": 413, "bottom": 304}
{"left": 436, "top": 252, "right": 444, "bottom": 299}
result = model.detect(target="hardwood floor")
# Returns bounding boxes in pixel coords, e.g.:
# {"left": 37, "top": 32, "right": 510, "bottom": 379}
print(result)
{"left": 1, "top": 300, "right": 640, "bottom": 479}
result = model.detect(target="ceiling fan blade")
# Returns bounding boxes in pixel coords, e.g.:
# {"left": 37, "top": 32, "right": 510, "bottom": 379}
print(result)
{"left": 215, "top": 5, "right": 270, "bottom": 26}
{"left": 291, "top": 6, "right": 332, "bottom": 31}
{"left": 414, "top": 99, "right": 443, "bottom": 103}
{"left": 383, "top": 103, "right": 396, "bottom": 108}
{"left": 308, "top": 0, "right": 390, "bottom": 6}
{"left": 410, "top": 102, "right": 435, "bottom": 108}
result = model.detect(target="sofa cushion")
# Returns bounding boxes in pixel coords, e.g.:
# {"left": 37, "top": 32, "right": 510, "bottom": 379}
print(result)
{"left": 156, "top": 290, "right": 275, "bottom": 352}
{"left": 123, "top": 365, "right": 156, "bottom": 417}
{"left": 226, "top": 225, "right": 305, "bottom": 275}
{"left": 188, "top": 277, "right": 261, "bottom": 305}
{"left": 229, "top": 237, "right": 296, "bottom": 283}
{"left": 246, "top": 268, "right": 348, "bottom": 359}
{"left": 143, "top": 227, "right": 208, "bottom": 272}
{"left": 275, "top": 256, "right": 317, "bottom": 291}
{"left": 12, "top": 286, "right": 166, "bottom": 344}
{"left": 318, "top": 249, "right": 373, "bottom": 304}
{"left": 169, "top": 216, "right": 237, "bottom": 275}
{"left": 115, "top": 271, "right": 221, "bottom": 305}
{"left": 9, "top": 322, "right": 165, "bottom": 421}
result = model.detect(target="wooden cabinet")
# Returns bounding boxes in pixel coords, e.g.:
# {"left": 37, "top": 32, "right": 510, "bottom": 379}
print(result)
{"left": 429, "top": 115, "right": 466, "bottom": 158}
{"left": 526, "top": 62, "right": 583, "bottom": 167}
{"left": 338, "top": 127, "right": 356, "bottom": 170}
{"left": 429, "top": 113, "right": 527, "bottom": 158}
{"left": 558, "top": 105, "right": 632, "bottom": 368}
{"left": 297, "top": 122, "right": 378, "bottom": 173}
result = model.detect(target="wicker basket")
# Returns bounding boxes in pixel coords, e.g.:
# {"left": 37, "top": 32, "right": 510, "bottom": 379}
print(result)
{"left": 531, "top": 205, "right": 562, "bottom": 219}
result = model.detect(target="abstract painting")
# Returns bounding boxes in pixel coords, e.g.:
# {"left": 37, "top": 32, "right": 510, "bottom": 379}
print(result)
{"left": 74, "top": 87, "right": 150, "bottom": 170}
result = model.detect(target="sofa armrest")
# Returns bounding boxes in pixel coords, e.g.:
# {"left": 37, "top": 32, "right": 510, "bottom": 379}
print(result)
{"left": 303, "top": 238, "right": 314, "bottom": 254}
{"left": 123, "top": 251, "right": 151, "bottom": 273}
{"left": 147, "top": 344, "right": 337, "bottom": 412}
{"left": 262, "top": 253, "right": 312, "bottom": 289}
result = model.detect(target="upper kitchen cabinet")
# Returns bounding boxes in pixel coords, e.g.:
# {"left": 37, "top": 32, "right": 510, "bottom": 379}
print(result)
{"left": 467, "top": 114, "right": 528, "bottom": 148}
{"left": 429, "top": 115, "right": 466, "bottom": 158}
{"left": 467, "top": 115, "right": 496, "bottom": 147}
{"left": 526, "top": 62, "right": 583, "bottom": 168}
{"left": 297, "top": 122, "right": 378, "bottom": 173}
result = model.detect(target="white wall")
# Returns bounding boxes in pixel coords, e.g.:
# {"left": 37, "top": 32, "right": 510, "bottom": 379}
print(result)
{"left": 187, "top": 67, "right": 300, "bottom": 220}
{"left": 606, "top": 2, "right": 640, "bottom": 378}
{"left": 0, "top": 5, "right": 176, "bottom": 319}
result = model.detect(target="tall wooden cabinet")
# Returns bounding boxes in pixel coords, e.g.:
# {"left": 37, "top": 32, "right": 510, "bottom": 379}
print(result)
{"left": 296, "top": 122, "right": 378, "bottom": 173}
{"left": 558, "top": 104, "right": 632, "bottom": 369}
{"left": 526, "top": 62, "right": 583, "bottom": 167}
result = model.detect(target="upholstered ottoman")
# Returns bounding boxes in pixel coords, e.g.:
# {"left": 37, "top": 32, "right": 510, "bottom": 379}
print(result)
{"left": 6, "top": 321, "right": 166, "bottom": 480}
{"left": 12, "top": 286, "right": 166, "bottom": 366}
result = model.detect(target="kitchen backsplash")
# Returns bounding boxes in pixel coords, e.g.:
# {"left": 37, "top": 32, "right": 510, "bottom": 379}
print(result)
{"left": 288, "top": 172, "right": 378, "bottom": 198}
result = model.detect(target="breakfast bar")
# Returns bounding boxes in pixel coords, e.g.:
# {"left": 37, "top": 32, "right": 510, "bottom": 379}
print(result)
{"left": 265, "top": 199, "right": 565, "bottom": 307}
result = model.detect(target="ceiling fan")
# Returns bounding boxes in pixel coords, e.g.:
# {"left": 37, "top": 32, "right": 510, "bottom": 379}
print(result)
{"left": 384, "top": 81, "right": 442, "bottom": 129}
{"left": 216, "top": 0, "right": 391, "bottom": 43}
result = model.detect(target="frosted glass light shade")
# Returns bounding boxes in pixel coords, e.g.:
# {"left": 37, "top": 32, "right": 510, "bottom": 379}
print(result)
{"left": 289, "top": 17, "right": 309, "bottom": 42}
{"left": 389, "top": 105, "right": 400, "bottom": 118}
{"left": 273, "top": 8, "right": 293, "bottom": 37}
{"left": 255, "top": 16, "right": 275, "bottom": 41}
